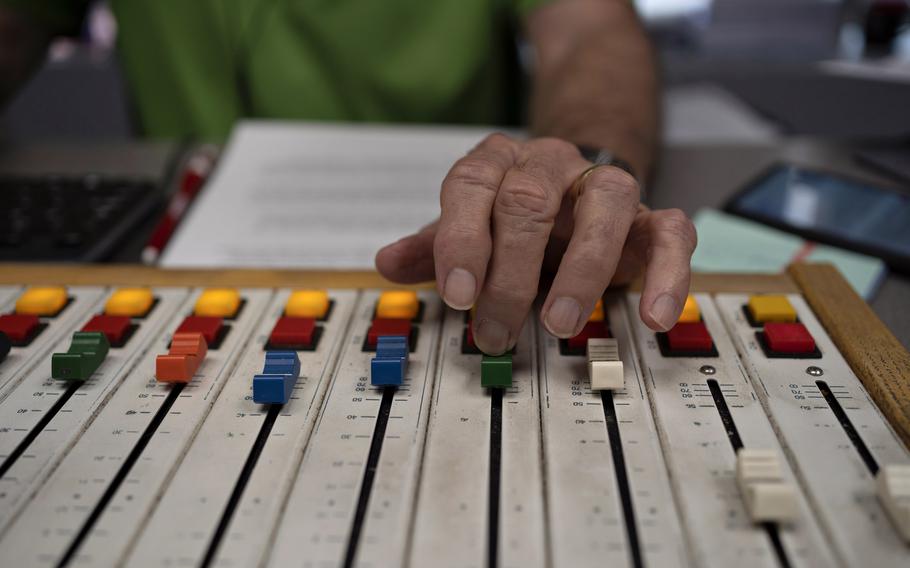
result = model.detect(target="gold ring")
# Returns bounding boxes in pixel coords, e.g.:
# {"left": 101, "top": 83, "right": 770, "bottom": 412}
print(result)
{"left": 569, "top": 163, "right": 608, "bottom": 202}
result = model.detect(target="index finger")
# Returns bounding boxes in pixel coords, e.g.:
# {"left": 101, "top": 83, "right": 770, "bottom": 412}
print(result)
{"left": 434, "top": 133, "right": 518, "bottom": 309}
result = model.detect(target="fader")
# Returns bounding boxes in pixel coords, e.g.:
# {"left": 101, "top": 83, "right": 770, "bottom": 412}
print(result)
{"left": 0, "top": 264, "right": 906, "bottom": 568}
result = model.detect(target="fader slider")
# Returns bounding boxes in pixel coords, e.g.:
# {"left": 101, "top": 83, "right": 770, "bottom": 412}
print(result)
{"left": 876, "top": 464, "right": 910, "bottom": 542}
{"left": 735, "top": 448, "right": 798, "bottom": 523}
{"left": 587, "top": 337, "right": 623, "bottom": 390}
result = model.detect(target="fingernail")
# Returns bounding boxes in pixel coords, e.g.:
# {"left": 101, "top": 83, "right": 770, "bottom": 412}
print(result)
{"left": 649, "top": 294, "right": 679, "bottom": 331}
{"left": 474, "top": 319, "right": 510, "bottom": 355}
{"left": 545, "top": 297, "right": 582, "bottom": 337}
{"left": 443, "top": 268, "right": 476, "bottom": 310}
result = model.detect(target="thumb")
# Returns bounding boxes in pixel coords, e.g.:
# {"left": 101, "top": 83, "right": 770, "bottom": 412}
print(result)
{"left": 375, "top": 220, "right": 438, "bottom": 283}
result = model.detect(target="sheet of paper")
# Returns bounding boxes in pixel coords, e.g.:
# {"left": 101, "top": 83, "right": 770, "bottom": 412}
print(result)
{"left": 692, "top": 209, "right": 887, "bottom": 299}
{"left": 160, "top": 121, "right": 500, "bottom": 269}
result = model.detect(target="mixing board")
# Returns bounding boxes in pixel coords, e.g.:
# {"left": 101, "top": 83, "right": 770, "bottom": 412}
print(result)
{"left": 0, "top": 264, "right": 907, "bottom": 568}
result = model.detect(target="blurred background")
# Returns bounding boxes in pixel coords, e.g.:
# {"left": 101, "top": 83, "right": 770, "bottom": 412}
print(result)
{"left": 1, "top": 0, "right": 908, "bottom": 345}
{"left": 2, "top": 0, "right": 909, "bottom": 143}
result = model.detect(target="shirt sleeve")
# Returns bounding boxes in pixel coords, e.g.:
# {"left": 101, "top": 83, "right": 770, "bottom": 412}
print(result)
{"left": 0, "top": 0, "right": 91, "bottom": 36}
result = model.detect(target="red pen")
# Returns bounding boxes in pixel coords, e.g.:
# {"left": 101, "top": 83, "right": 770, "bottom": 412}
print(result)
{"left": 142, "top": 147, "right": 217, "bottom": 264}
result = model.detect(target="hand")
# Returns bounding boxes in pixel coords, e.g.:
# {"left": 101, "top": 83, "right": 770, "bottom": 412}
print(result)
{"left": 375, "top": 133, "right": 697, "bottom": 355}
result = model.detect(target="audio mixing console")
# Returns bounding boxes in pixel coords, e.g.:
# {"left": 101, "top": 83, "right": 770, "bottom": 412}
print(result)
{"left": 0, "top": 264, "right": 907, "bottom": 568}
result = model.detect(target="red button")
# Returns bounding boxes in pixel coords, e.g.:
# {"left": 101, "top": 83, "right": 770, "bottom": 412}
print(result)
{"left": 0, "top": 314, "right": 40, "bottom": 342}
{"left": 82, "top": 315, "right": 132, "bottom": 345}
{"left": 175, "top": 316, "right": 223, "bottom": 345}
{"left": 763, "top": 322, "right": 816, "bottom": 354}
{"left": 567, "top": 321, "right": 610, "bottom": 351}
{"left": 367, "top": 318, "right": 412, "bottom": 347}
{"left": 666, "top": 322, "right": 714, "bottom": 352}
{"left": 466, "top": 325, "right": 476, "bottom": 350}
{"left": 269, "top": 317, "right": 317, "bottom": 347}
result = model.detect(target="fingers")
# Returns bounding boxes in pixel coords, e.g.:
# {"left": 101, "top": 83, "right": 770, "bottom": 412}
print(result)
{"left": 540, "top": 166, "right": 641, "bottom": 337}
{"left": 473, "top": 138, "right": 588, "bottom": 354}
{"left": 375, "top": 221, "right": 438, "bottom": 283}
{"left": 636, "top": 208, "right": 697, "bottom": 331}
{"left": 434, "top": 133, "right": 518, "bottom": 309}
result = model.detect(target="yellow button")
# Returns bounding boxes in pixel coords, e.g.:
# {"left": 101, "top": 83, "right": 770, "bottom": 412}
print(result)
{"left": 678, "top": 295, "right": 701, "bottom": 323}
{"left": 105, "top": 288, "right": 154, "bottom": 317}
{"left": 194, "top": 288, "right": 241, "bottom": 317}
{"left": 285, "top": 290, "right": 330, "bottom": 318}
{"left": 588, "top": 299, "right": 605, "bottom": 322}
{"left": 376, "top": 290, "right": 419, "bottom": 320}
{"left": 16, "top": 286, "right": 68, "bottom": 316}
{"left": 747, "top": 295, "right": 797, "bottom": 323}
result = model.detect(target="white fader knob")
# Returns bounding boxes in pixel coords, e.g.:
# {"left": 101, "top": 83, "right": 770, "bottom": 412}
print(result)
{"left": 876, "top": 464, "right": 910, "bottom": 542}
{"left": 587, "top": 338, "right": 623, "bottom": 390}
{"left": 736, "top": 448, "right": 798, "bottom": 523}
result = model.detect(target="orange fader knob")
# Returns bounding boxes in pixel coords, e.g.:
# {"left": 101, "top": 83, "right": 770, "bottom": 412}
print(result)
{"left": 156, "top": 332, "right": 208, "bottom": 383}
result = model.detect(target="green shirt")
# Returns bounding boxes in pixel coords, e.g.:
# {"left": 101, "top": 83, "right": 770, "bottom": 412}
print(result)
{"left": 6, "top": 0, "right": 549, "bottom": 140}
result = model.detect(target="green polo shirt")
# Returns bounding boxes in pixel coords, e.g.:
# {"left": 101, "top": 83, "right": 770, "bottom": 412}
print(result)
{"left": 5, "top": 0, "right": 549, "bottom": 140}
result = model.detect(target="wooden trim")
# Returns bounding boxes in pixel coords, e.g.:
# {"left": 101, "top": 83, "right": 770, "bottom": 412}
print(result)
{"left": 789, "top": 262, "right": 910, "bottom": 449}
{"left": 0, "top": 264, "right": 797, "bottom": 293}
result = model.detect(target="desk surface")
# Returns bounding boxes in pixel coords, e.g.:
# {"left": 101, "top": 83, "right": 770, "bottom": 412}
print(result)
{"left": 649, "top": 138, "right": 910, "bottom": 350}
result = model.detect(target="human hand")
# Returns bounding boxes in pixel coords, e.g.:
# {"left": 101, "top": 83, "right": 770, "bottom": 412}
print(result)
{"left": 375, "top": 133, "right": 697, "bottom": 355}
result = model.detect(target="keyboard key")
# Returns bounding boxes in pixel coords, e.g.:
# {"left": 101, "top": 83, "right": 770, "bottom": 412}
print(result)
{"left": 194, "top": 288, "right": 241, "bottom": 318}
{"left": 16, "top": 286, "right": 68, "bottom": 316}
{"left": 678, "top": 295, "right": 701, "bottom": 323}
{"left": 761, "top": 322, "right": 817, "bottom": 355}
{"left": 268, "top": 317, "right": 317, "bottom": 349}
{"left": 566, "top": 321, "right": 610, "bottom": 352}
{"left": 175, "top": 316, "right": 224, "bottom": 347}
{"left": 376, "top": 291, "right": 419, "bottom": 320}
{"left": 747, "top": 295, "right": 797, "bottom": 324}
{"left": 588, "top": 299, "right": 605, "bottom": 322}
{"left": 81, "top": 315, "right": 133, "bottom": 346}
{"left": 367, "top": 318, "right": 412, "bottom": 348}
{"left": 0, "top": 313, "right": 40, "bottom": 343}
{"left": 105, "top": 288, "right": 155, "bottom": 317}
{"left": 285, "top": 290, "right": 330, "bottom": 319}
{"left": 665, "top": 322, "right": 715, "bottom": 355}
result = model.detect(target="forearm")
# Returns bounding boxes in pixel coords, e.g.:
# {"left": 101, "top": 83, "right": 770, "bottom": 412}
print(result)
{"left": 0, "top": 7, "right": 51, "bottom": 108}
{"left": 526, "top": 0, "right": 659, "bottom": 179}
